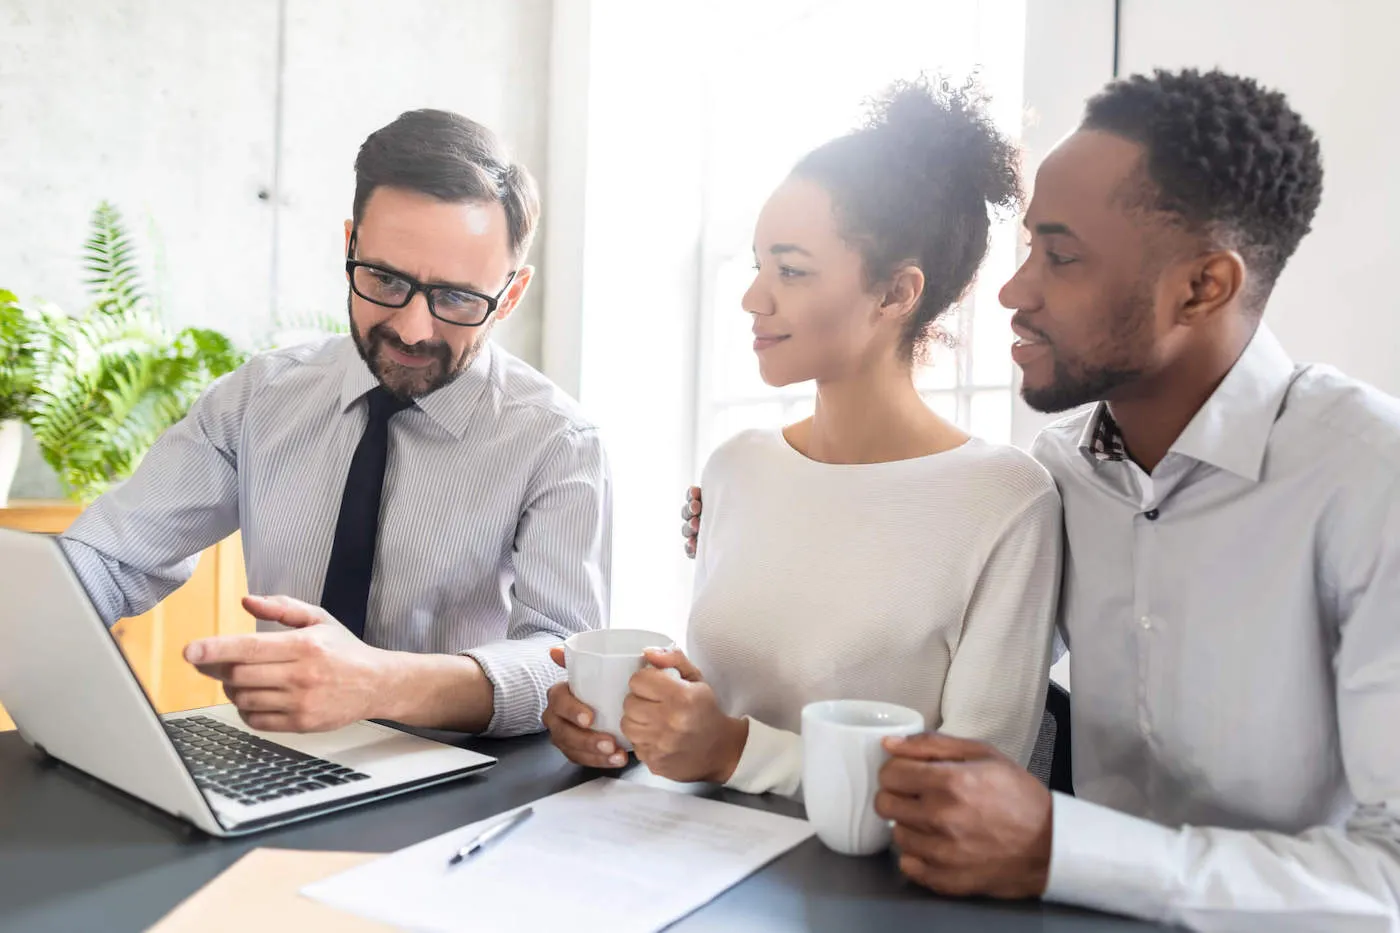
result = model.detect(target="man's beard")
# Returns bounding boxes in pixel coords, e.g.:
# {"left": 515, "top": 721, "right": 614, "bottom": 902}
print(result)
{"left": 1019, "top": 286, "right": 1154, "bottom": 414}
{"left": 349, "top": 297, "right": 493, "bottom": 400}
{"left": 1020, "top": 354, "right": 1147, "bottom": 414}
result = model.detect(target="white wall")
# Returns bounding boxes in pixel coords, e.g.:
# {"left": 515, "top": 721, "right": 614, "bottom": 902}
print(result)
{"left": 1118, "top": 0, "right": 1400, "bottom": 397}
{"left": 0, "top": 0, "right": 280, "bottom": 342}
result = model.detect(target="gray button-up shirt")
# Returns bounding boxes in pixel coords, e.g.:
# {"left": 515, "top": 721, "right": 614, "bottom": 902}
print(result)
{"left": 59, "top": 336, "right": 612, "bottom": 736}
{"left": 1035, "top": 326, "right": 1400, "bottom": 930}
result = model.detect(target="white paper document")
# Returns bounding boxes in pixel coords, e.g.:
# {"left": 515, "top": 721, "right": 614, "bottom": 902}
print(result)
{"left": 302, "top": 777, "right": 814, "bottom": 932}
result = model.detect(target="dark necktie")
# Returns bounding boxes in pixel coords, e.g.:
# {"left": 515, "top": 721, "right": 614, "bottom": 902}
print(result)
{"left": 320, "top": 386, "right": 414, "bottom": 639}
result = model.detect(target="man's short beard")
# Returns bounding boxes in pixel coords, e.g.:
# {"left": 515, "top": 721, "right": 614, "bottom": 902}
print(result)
{"left": 1019, "top": 285, "right": 1154, "bottom": 414}
{"left": 348, "top": 295, "right": 492, "bottom": 399}
{"left": 1021, "top": 359, "right": 1146, "bottom": 413}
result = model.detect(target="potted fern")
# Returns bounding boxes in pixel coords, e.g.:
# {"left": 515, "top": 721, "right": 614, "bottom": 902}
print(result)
{"left": 0, "top": 289, "right": 38, "bottom": 505}
{"left": 6, "top": 203, "right": 247, "bottom": 504}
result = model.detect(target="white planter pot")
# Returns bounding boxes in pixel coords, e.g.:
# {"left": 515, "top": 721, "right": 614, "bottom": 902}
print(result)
{"left": 0, "top": 420, "right": 21, "bottom": 508}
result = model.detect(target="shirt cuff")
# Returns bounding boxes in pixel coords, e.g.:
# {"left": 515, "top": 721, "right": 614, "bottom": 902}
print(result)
{"left": 1044, "top": 791, "right": 1184, "bottom": 922}
{"left": 724, "top": 717, "right": 803, "bottom": 797}
{"left": 461, "top": 639, "right": 563, "bottom": 738}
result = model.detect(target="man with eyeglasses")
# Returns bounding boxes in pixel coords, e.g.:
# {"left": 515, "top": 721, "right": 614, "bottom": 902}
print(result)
{"left": 56, "top": 110, "right": 611, "bottom": 737}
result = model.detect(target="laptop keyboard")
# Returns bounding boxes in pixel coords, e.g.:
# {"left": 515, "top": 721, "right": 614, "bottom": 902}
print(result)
{"left": 164, "top": 715, "right": 370, "bottom": 806}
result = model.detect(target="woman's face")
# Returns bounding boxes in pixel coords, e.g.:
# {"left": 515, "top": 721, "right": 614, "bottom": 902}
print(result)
{"left": 743, "top": 177, "right": 907, "bottom": 387}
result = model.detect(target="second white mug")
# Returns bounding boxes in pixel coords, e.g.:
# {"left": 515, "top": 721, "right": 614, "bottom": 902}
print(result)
{"left": 801, "top": 699, "right": 926, "bottom": 856}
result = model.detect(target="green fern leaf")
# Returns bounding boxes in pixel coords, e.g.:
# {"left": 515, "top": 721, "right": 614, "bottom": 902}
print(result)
{"left": 82, "top": 201, "right": 147, "bottom": 316}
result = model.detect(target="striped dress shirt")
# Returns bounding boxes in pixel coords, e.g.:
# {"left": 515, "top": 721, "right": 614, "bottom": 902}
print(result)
{"left": 58, "top": 336, "right": 612, "bottom": 737}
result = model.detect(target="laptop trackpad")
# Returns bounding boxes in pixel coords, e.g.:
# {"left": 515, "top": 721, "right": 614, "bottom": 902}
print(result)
{"left": 268, "top": 720, "right": 413, "bottom": 762}
{"left": 323, "top": 732, "right": 438, "bottom": 769}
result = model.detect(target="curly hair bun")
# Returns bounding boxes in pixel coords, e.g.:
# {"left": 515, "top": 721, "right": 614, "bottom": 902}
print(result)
{"left": 865, "top": 74, "right": 1021, "bottom": 213}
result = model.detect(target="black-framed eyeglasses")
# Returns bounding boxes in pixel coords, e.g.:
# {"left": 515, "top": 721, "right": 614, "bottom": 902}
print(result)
{"left": 345, "top": 230, "right": 518, "bottom": 328}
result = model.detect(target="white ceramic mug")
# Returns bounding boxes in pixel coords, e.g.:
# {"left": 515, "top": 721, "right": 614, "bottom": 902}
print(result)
{"left": 801, "top": 699, "right": 926, "bottom": 856}
{"left": 562, "top": 629, "right": 678, "bottom": 750}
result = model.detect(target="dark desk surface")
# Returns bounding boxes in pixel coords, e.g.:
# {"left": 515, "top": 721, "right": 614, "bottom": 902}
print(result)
{"left": 0, "top": 728, "right": 1165, "bottom": 932}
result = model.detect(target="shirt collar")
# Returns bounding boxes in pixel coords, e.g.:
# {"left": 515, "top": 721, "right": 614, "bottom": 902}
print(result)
{"left": 1077, "top": 325, "right": 1297, "bottom": 482}
{"left": 1170, "top": 325, "right": 1296, "bottom": 481}
{"left": 338, "top": 338, "right": 380, "bottom": 412}
{"left": 338, "top": 337, "right": 495, "bottom": 440}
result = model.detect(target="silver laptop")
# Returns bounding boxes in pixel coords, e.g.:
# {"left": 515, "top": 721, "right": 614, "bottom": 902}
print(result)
{"left": 0, "top": 528, "right": 496, "bottom": 836}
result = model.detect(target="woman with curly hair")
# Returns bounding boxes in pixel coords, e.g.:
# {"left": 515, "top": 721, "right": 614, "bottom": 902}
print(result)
{"left": 544, "top": 76, "right": 1061, "bottom": 796}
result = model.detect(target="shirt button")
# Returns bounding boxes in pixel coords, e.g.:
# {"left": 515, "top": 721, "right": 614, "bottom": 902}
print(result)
{"left": 1144, "top": 508, "right": 1160, "bottom": 521}
{"left": 1140, "top": 615, "right": 1152, "bottom": 630}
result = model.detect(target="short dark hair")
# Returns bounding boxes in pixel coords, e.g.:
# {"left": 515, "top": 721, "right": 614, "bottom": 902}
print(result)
{"left": 353, "top": 109, "right": 541, "bottom": 261}
{"left": 1082, "top": 68, "right": 1323, "bottom": 309}
{"left": 792, "top": 74, "right": 1021, "bottom": 363}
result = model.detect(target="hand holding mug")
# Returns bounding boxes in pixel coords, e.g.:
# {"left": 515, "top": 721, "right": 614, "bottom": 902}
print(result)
{"left": 543, "top": 646, "right": 630, "bottom": 770}
{"left": 543, "top": 629, "right": 679, "bottom": 771}
{"left": 802, "top": 700, "right": 925, "bottom": 856}
{"left": 875, "top": 732, "right": 1052, "bottom": 899}
{"left": 621, "top": 647, "right": 748, "bottom": 784}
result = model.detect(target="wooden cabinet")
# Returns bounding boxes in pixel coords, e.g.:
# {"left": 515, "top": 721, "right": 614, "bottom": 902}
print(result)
{"left": 0, "top": 501, "right": 254, "bottom": 731}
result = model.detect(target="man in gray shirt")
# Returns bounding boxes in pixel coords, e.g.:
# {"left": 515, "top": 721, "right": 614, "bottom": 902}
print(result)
{"left": 60, "top": 110, "right": 611, "bottom": 738}
{"left": 684, "top": 68, "right": 1400, "bottom": 929}
{"left": 870, "top": 70, "right": 1400, "bottom": 929}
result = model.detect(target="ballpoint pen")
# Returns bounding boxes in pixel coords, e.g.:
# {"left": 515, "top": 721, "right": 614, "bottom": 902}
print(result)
{"left": 447, "top": 806, "right": 534, "bottom": 866}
